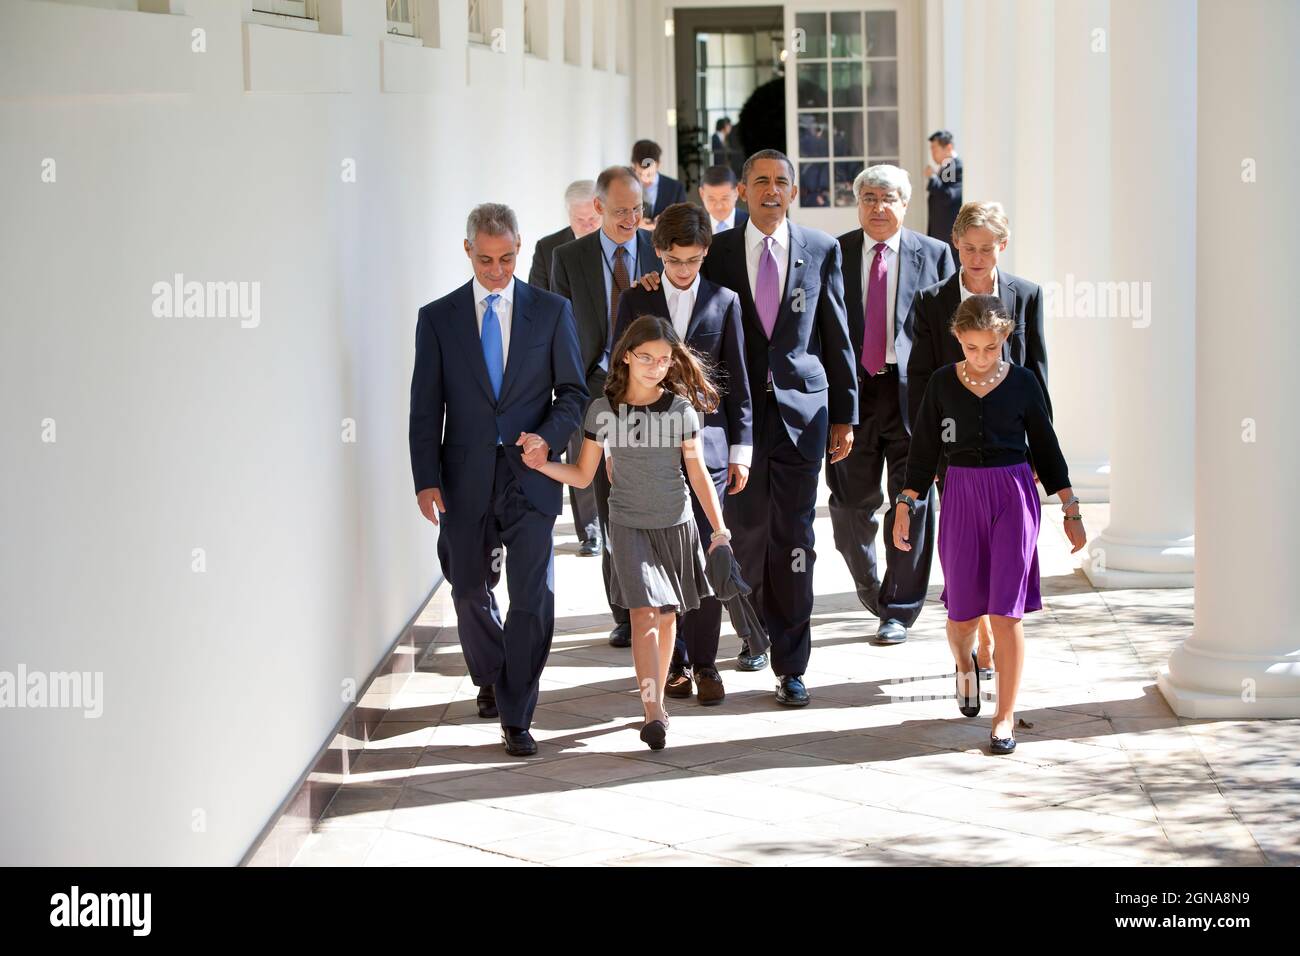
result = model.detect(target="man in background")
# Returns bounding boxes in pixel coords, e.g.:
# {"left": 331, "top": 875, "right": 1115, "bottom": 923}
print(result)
{"left": 698, "top": 165, "right": 749, "bottom": 234}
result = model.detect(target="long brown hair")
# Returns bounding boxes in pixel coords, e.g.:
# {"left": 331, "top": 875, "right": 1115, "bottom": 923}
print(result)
{"left": 605, "top": 315, "right": 720, "bottom": 413}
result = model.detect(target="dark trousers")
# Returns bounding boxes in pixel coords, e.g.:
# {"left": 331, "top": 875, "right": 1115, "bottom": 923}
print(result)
{"left": 671, "top": 464, "right": 729, "bottom": 671}
{"left": 593, "top": 444, "right": 630, "bottom": 628}
{"left": 727, "top": 391, "right": 822, "bottom": 677}
{"left": 826, "top": 366, "right": 936, "bottom": 627}
{"left": 436, "top": 449, "right": 556, "bottom": 729}
{"left": 565, "top": 427, "right": 600, "bottom": 546}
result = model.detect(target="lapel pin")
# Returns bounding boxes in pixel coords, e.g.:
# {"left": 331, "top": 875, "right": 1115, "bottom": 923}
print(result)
{"left": 795, "top": 258, "right": 805, "bottom": 268}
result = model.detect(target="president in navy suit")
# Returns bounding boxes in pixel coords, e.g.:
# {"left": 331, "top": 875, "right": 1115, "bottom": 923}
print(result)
{"left": 614, "top": 202, "right": 753, "bottom": 704}
{"left": 409, "top": 203, "right": 588, "bottom": 757}
{"left": 701, "top": 149, "right": 858, "bottom": 706}
{"left": 551, "top": 166, "right": 663, "bottom": 648}
{"left": 829, "top": 165, "right": 956, "bottom": 648}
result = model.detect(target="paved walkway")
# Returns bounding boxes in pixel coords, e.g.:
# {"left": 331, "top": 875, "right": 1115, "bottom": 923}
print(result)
{"left": 294, "top": 493, "right": 1300, "bottom": 866}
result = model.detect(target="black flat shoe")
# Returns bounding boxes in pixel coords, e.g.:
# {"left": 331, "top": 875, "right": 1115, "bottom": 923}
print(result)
{"left": 990, "top": 733, "right": 1016, "bottom": 755}
{"left": 639, "top": 719, "right": 668, "bottom": 750}
{"left": 476, "top": 684, "right": 498, "bottom": 719}
{"left": 577, "top": 540, "right": 601, "bottom": 557}
{"left": 956, "top": 652, "right": 981, "bottom": 718}
{"left": 501, "top": 726, "right": 538, "bottom": 757}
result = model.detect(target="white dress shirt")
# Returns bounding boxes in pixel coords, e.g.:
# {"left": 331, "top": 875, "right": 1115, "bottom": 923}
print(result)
{"left": 661, "top": 271, "right": 752, "bottom": 469}
{"left": 472, "top": 275, "right": 514, "bottom": 367}
{"left": 744, "top": 217, "right": 790, "bottom": 315}
{"left": 959, "top": 266, "right": 1000, "bottom": 301}
{"left": 662, "top": 271, "right": 699, "bottom": 341}
{"left": 712, "top": 210, "right": 736, "bottom": 233}
{"left": 861, "top": 229, "right": 902, "bottom": 365}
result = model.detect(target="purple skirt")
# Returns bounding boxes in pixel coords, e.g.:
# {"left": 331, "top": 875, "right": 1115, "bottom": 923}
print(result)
{"left": 938, "top": 462, "right": 1042, "bottom": 621}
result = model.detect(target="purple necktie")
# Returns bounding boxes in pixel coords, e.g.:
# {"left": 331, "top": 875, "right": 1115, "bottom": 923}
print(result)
{"left": 755, "top": 235, "right": 780, "bottom": 339}
{"left": 862, "top": 241, "right": 888, "bottom": 373}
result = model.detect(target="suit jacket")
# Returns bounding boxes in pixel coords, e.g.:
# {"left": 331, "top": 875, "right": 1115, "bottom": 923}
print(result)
{"left": 527, "top": 224, "right": 575, "bottom": 292}
{"left": 701, "top": 220, "right": 858, "bottom": 461}
{"left": 907, "top": 268, "right": 1050, "bottom": 429}
{"left": 613, "top": 279, "right": 754, "bottom": 474}
{"left": 838, "top": 226, "right": 956, "bottom": 430}
{"left": 409, "top": 279, "right": 588, "bottom": 518}
{"left": 926, "top": 155, "right": 963, "bottom": 247}
{"left": 649, "top": 173, "right": 688, "bottom": 219}
{"left": 550, "top": 229, "right": 663, "bottom": 397}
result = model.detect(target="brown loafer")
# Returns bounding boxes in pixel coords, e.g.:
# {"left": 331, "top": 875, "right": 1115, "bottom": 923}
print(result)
{"left": 694, "top": 666, "right": 726, "bottom": 706}
{"left": 665, "top": 667, "right": 693, "bottom": 699}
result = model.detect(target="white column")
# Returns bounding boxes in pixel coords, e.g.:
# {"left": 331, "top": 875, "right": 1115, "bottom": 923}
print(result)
{"left": 1158, "top": 0, "right": 1300, "bottom": 717}
{"left": 1045, "top": 0, "right": 1111, "bottom": 502}
{"left": 1081, "top": 0, "right": 1194, "bottom": 587}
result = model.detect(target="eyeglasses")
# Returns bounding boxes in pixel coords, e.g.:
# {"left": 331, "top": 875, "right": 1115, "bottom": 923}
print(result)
{"left": 663, "top": 255, "right": 705, "bottom": 267}
{"left": 859, "top": 193, "right": 902, "bottom": 208}
{"left": 609, "top": 206, "right": 644, "bottom": 221}
{"left": 630, "top": 351, "right": 673, "bottom": 370}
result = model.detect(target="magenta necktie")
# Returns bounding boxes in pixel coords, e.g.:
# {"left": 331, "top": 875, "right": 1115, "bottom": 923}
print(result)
{"left": 755, "top": 235, "right": 780, "bottom": 339}
{"left": 862, "top": 241, "right": 888, "bottom": 373}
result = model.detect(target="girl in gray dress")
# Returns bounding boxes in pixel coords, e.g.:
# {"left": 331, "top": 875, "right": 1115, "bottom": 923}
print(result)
{"left": 519, "top": 315, "right": 730, "bottom": 750}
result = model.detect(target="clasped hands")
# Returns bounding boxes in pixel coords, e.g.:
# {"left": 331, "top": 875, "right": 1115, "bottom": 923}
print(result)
{"left": 514, "top": 432, "right": 550, "bottom": 469}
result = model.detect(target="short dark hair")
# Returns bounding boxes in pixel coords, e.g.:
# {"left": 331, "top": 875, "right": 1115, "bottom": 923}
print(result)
{"left": 741, "top": 148, "right": 795, "bottom": 184}
{"left": 929, "top": 129, "right": 955, "bottom": 146}
{"left": 715, "top": 117, "right": 732, "bottom": 131}
{"left": 700, "top": 165, "right": 738, "bottom": 188}
{"left": 631, "top": 139, "right": 663, "bottom": 168}
{"left": 652, "top": 202, "right": 712, "bottom": 251}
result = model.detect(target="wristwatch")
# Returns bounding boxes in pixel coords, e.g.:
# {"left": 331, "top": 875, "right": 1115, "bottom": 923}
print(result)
{"left": 894, "top": 493, "right": 918, "bottom": 515}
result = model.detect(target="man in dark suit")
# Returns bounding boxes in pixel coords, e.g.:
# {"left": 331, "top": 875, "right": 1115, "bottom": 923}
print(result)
{"left": 908, "top": 199, "right": 1049, "bottom": 430}
{"left": 698, "top": 164, "right": 749, "bottom": 235}
{"left": 711, "top": 117, "right": 732, "bottom": 166}
{"left": 924, "top": 130, "right": 963, "bottom": 263}
{"left": 527, "top": 179, "right": 601, "bottom": 292}
{"left": 551, "top": 166, "right": 663, "bottom": 648}
{"left": 701, "top": 149, "right": 858, "bottom": 706}
{"left": 527, "top": 179, "right": 603, "bottom": 557}
{"left": 830, "top": 165, "right": 956, "bottom": 648}
{"left": 632, "top": 139, "right": 687, "bottom": 228}
{"left": 614, "top": 202, "right": 753, "bottom": 704}
{"left": 409, "top": 203, "right": 588, "bottom": 757}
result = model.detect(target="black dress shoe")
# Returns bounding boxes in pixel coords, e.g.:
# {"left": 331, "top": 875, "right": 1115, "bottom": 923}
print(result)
{"left": 872, "top": 619, "right": 908, "bottom": 645}
{"left": 577, "top": 539, "right": 601, "bottom": 557}
{"left": 608, "top": 622, "right": 632, "bottom": 647}
{"left": 989, "top": 733, "right": 1016, "bottom": 755}
{"left": 956, "top": 652, "right": 981, "bottom": 718}
{"left": 736, "top": 641, "right": 768, "bottom": 672}
{"left": 665, "top": 667, "right": 693, "bottom": 699}
{"left": 501, "top": 726, "right": 538, "bottom": 757}
{"left": 476, "top": 684, "right": 498, "bottom": 719}
{"left": 775, "top": 674, "right": 810, "bottom": 707}
{"left": 639, "top": 719, "right": 668, "bottom": 751}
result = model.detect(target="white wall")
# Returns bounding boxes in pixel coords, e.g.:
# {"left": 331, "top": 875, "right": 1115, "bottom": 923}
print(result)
{"left": 0, "top": 0, "right": 632, "bottom": 865}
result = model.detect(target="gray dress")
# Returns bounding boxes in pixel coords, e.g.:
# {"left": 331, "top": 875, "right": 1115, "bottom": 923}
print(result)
{"left": 583, "top": 391, "right": 715, "bottom": 614}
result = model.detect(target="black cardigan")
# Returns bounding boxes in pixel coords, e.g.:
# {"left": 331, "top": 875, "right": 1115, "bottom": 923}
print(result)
{"left": 904, "top": 364, "right": 1072, "bottom": 496}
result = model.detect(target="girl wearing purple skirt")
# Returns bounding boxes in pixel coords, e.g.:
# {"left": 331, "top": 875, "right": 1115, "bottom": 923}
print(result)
{"left": 893, "top": 294, "right": 1086, "bottom": 754}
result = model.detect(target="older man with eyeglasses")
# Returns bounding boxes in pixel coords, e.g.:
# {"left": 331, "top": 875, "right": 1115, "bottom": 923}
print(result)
{"left": 828, "top": 165, "right": 956, "bottom": 647}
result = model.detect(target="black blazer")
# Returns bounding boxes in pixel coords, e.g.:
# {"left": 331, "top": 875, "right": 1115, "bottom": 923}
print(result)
{"left": 409, "top": 280, "right": 588, "bottom": 517}
{"left": 613, "top": 279, "right": 754, "bottom": 475}
{"left": 550, "top": 230, "right": 662, "bottom": 396}
{"left": 838, "top": 226, "right": 955, "bottom": 430}
{"left": 527, "top": 225, "right": 575, "bottom": 292}
{"left": 907, "top": 269, "right": 1050, "bottom": 429}
{"left": 702, "top": 220, "right": 858, "bottom": 461}
{"left": 650, "top": 173, "right": 688, "bottom": 218}
{"left": 926, "top": 155, "right": 963, "bottom": 249}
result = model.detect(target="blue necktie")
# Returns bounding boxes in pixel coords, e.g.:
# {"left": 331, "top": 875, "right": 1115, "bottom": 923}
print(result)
{"left": 482, "top": 293, "right": 504, "bottom": 443}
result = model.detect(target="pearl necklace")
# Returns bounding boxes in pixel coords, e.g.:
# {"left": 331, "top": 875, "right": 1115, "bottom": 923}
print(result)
{"left": 961, "top": 360, "right": 1006, "bottom": 388}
